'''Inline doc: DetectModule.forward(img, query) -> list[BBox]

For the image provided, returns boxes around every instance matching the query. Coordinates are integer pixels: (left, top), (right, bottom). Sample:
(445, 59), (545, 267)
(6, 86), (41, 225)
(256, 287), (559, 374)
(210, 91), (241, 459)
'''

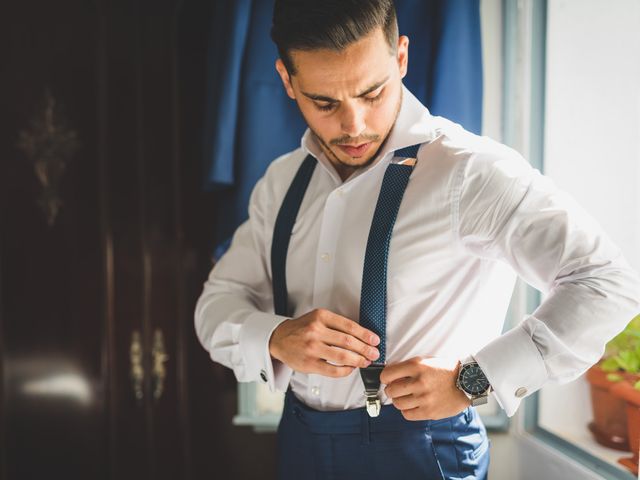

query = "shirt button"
(320, 252), (331, 262)
(311, 386), (321, 396)
(260, 369), (268, 383)
(337, 189), (345, 197)
(515, 387), (527, 398)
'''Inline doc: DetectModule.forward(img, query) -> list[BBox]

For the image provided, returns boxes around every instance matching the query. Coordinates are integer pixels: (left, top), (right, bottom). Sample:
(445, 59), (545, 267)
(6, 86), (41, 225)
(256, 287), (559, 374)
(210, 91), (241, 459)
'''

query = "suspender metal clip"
(365, 394), (381, 417)
(360, 363), (385, 418)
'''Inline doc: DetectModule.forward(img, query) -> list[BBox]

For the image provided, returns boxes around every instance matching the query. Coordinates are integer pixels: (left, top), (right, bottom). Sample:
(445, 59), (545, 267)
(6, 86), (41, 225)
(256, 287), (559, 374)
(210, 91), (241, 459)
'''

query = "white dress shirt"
(194, 84), (640, 417)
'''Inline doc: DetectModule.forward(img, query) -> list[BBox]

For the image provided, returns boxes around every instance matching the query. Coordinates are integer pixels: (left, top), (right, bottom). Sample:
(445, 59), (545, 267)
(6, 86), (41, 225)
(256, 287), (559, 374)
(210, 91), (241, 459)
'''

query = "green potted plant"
(586, 313), (640, 451)
(606, 323), (640, 476)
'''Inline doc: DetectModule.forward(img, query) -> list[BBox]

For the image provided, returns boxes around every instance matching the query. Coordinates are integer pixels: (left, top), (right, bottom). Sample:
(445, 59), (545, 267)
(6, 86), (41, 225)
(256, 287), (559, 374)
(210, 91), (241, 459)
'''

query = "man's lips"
(336, 142), (371, 157)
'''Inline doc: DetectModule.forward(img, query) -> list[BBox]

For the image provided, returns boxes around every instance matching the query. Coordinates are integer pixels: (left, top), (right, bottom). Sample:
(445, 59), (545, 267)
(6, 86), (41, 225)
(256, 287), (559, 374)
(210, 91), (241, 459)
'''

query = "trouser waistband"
(283, 386), (471, 436)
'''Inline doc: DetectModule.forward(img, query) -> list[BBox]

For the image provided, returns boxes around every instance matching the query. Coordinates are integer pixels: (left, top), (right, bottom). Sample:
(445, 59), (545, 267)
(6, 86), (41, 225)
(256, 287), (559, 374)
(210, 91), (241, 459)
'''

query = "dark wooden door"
(105, 1), (187, 478)
(0, 1), (112, 478)
(0, 1), (280, 479)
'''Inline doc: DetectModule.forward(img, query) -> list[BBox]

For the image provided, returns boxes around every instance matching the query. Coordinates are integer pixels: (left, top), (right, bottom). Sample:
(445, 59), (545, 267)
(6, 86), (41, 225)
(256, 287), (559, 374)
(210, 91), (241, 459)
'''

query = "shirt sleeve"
(194, 167), (294, 393)
(453, 149), (640, 417)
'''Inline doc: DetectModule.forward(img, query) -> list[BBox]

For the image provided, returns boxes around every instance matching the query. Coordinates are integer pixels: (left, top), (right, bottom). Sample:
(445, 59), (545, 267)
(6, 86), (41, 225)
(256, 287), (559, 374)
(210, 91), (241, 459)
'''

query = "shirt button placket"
(312, 188), (345, 306)
(309, 186), (345, 405)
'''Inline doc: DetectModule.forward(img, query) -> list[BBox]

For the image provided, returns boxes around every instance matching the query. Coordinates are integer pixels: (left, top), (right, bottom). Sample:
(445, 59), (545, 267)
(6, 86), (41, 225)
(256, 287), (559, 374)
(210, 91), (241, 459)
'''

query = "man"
(194, 1), (640, 479)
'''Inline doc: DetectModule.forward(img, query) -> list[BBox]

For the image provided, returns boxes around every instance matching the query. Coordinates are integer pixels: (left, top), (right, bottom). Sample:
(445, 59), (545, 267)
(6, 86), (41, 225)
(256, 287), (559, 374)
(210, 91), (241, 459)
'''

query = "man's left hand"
(380, 356), (471, 421)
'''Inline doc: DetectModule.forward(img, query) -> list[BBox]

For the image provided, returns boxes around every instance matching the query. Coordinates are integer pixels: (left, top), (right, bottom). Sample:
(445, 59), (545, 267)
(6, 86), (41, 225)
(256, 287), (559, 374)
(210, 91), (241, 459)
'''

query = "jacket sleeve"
(194, 167), (294, 393)
(454, 149), (640, 417)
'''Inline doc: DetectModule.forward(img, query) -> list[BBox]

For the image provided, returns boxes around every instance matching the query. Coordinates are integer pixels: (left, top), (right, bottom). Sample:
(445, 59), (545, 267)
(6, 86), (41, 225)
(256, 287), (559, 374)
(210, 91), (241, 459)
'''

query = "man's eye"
(364, 92), (383, 103)
(316, 102), (336, 112)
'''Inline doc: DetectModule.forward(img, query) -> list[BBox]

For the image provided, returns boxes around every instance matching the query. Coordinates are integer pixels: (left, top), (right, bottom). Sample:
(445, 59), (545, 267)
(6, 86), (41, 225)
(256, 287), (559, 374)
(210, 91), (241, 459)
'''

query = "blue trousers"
(276, 388), (490, 480)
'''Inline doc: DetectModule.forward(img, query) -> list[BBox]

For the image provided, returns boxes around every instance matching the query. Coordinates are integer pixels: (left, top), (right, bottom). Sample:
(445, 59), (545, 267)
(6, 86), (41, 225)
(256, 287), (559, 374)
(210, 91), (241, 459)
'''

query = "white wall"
(543, 0), (640, 272)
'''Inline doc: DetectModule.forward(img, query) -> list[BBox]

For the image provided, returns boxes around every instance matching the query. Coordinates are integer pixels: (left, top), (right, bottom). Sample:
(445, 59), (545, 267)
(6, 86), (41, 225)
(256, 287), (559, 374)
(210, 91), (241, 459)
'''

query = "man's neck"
(334, 163), (357, 182)
(315, 141), (356, 182)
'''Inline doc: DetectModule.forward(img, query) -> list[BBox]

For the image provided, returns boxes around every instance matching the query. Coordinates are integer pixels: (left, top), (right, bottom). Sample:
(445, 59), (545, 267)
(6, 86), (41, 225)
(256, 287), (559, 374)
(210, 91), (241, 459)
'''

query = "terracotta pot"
(622, 371), (640, 385)
(585, 364), (630, 451)
(610, 381), (640, 476)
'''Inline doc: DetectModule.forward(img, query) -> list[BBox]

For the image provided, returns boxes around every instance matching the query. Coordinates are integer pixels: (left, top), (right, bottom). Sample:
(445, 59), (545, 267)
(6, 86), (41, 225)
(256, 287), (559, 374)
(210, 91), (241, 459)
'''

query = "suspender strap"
(271, 154), (316, 316)
(359, 144), (422, 416)
(358, 163), (414, 364)
(393, 144), (421, 160)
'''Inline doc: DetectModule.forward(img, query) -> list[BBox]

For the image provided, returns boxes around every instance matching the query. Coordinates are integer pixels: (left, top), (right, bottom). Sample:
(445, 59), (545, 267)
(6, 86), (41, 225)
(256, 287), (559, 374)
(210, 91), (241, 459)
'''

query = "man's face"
(275, 27), (409, 178)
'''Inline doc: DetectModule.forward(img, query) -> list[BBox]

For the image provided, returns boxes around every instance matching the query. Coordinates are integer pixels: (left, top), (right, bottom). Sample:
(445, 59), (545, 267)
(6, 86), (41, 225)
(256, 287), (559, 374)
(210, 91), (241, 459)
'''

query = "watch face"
(460, 363), (490, 395)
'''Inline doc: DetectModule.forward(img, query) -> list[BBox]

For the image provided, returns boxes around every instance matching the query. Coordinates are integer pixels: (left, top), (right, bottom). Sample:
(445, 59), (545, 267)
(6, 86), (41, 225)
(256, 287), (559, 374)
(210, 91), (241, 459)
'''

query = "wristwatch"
(455, 355), (492, 406)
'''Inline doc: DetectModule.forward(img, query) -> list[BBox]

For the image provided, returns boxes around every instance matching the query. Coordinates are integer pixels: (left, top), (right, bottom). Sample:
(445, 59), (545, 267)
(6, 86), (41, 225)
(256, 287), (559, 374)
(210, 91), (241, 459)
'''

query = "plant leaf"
(607, 373), (623, 382)
(601, 357), (620, 372)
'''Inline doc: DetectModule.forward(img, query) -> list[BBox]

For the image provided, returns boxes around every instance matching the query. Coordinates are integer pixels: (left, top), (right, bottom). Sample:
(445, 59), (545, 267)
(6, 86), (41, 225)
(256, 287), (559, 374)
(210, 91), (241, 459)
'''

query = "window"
(510, 0), (640, 478)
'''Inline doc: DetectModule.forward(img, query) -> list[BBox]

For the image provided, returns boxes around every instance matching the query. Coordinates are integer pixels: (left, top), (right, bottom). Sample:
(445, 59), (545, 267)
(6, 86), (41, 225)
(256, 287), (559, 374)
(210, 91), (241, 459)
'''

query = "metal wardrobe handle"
(130, 330), (144, 401)
(152, 328), (169, 400)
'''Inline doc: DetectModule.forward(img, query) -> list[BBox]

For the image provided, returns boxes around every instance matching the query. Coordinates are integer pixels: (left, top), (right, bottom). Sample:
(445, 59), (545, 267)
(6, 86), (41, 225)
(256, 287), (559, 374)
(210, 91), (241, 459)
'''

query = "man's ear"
(275, 58), (296, 99)
(396, 35), (409, 79)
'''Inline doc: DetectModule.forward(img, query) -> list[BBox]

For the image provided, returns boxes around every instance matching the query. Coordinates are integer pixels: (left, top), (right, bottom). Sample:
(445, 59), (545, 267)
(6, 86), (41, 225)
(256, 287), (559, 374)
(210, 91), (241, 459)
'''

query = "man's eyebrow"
(301, 76), (390, 103)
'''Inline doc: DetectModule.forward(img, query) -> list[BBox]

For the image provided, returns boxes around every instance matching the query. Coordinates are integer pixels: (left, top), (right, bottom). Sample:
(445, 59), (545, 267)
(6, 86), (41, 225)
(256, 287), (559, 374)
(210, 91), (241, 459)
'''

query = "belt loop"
(361, 408), (371, 445)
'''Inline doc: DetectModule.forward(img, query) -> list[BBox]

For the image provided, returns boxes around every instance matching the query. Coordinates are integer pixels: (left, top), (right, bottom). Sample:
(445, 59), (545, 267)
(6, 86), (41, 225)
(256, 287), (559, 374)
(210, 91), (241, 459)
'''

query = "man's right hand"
(268, 308), (381, 378)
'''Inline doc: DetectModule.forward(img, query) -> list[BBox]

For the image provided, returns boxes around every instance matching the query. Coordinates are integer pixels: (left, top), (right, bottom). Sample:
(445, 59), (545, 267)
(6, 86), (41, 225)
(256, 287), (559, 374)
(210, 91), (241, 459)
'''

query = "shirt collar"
(300, 84), (439, 183)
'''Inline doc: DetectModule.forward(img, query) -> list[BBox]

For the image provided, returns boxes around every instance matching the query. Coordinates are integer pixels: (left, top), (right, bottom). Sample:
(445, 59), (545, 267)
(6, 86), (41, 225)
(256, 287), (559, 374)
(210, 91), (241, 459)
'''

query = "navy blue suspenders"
(271, 144), (422, 416)
(271, 155), (317, 318)
(357, 143), (420, 415)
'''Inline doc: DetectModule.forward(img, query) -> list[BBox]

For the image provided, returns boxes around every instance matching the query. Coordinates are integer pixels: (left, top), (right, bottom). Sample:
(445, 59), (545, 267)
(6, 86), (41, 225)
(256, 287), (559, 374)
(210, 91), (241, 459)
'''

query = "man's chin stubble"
(303, 88), (403, 172)
(311, 121), (393, 171)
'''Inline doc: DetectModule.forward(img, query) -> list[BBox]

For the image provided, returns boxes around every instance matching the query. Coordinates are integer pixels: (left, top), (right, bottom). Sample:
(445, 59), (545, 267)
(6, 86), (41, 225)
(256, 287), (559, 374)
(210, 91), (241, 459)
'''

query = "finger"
(380, 360), (418, 385)
(323, 312), (380, 346)
(313, 359), (356, 378)
(323, 328), (380, 361)
(317, 344), (371, 368)
(392, 393), (421, 411)
(384, 376), (416, 399)
(401, 407), (423, 421)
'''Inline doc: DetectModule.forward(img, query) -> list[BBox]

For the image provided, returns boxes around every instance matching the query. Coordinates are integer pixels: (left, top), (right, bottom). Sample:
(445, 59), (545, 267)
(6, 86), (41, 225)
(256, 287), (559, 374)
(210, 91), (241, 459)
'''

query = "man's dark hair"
(271, 0), (399, 75)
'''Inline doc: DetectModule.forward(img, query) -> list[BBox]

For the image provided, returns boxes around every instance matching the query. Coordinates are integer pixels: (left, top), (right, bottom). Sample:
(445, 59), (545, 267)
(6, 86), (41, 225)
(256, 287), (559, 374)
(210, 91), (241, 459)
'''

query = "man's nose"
(340, 103), (366, 138)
